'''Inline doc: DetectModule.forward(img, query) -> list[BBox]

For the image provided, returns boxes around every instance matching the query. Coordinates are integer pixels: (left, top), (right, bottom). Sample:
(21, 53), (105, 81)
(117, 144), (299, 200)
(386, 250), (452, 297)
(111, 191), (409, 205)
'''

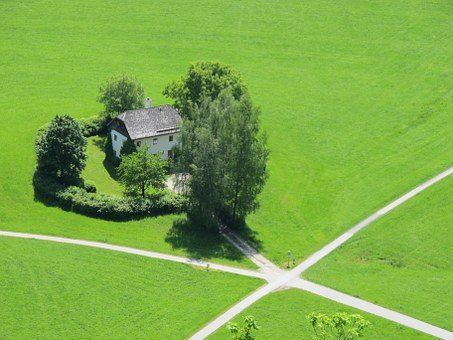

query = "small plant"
(307, 312), (371, 339)
(227, 315), (259, 340)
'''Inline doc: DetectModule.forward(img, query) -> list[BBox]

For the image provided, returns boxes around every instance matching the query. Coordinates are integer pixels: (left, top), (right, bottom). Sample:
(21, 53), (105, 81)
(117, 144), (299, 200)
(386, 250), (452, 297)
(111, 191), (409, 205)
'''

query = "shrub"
(78, 115), (106, 137)
(84, 180), (97, 193)
(33, 172), (187, 221)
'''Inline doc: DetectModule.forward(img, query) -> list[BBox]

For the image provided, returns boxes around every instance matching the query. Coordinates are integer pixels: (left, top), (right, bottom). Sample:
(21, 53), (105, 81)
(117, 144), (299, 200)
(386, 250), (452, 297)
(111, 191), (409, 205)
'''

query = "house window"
(169, 135), (174, 142)
(136, 141), (141, 147)
(113, 134), (117, 141)
(167, 150), (174, 159)
(153, 138), (158, 145)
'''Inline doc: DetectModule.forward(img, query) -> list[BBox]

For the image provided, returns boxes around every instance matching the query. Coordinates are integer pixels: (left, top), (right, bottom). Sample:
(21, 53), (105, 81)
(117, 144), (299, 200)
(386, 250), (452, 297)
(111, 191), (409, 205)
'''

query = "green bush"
(84, 180), (97, 193)
(78, 115), (106, 137)
(33, 172), (187, 220)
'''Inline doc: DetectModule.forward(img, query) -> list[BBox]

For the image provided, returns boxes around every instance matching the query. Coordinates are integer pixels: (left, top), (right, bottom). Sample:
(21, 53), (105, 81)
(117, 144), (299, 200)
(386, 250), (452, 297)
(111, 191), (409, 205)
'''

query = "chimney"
(144, 97), (152, 108)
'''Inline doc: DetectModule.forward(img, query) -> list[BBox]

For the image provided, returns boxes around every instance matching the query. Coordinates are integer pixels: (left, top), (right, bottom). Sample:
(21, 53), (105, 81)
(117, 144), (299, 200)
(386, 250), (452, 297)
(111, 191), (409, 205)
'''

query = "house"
(108, 98), (181, 160)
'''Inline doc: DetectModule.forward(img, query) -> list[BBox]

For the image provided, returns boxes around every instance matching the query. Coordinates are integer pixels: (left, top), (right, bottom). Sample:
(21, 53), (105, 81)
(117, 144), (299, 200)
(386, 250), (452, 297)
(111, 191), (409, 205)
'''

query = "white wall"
(135, 132), (179, 160)
(111, 129), (129, 158)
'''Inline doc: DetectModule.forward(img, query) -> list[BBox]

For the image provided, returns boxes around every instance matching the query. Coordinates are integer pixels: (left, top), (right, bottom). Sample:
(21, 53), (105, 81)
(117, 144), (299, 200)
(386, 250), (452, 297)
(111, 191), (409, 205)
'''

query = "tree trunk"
(141, 183), (145, 197)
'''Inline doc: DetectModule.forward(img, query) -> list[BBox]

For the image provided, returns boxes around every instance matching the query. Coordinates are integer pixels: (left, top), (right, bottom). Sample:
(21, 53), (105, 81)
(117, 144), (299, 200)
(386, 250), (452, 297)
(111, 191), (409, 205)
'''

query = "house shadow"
(92, 136), (119, 181)
(165, 217), (246, 262)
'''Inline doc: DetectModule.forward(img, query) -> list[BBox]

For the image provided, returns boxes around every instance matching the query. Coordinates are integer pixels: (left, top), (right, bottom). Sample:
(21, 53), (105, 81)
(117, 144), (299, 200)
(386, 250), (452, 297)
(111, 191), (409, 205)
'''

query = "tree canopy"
(98, 74), (145, 119)
(163, 61), (248, 118)
(35, 115), (87, 185)
(175, 90), (268, 228)
(307, 312), (371, 339)
(117, 148), (167, 197)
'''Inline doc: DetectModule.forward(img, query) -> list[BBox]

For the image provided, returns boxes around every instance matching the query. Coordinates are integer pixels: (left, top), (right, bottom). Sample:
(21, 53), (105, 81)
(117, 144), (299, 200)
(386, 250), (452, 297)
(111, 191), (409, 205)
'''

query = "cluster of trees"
(166, 61), (269, 228)
(35, 61), (268, 226)
(226, 313), (371, 340)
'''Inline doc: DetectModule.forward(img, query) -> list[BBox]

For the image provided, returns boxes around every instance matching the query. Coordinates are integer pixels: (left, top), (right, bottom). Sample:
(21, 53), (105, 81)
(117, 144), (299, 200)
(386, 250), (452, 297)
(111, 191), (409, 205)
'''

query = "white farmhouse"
(108, 98), (181, 159)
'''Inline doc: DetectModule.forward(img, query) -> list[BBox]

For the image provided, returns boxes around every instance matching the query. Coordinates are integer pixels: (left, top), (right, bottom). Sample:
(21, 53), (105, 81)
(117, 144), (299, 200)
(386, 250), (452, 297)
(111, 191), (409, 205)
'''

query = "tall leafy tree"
(163, 61), (248, 118)
(117, 148), (167, 197)
(307, 312), (371, 339)
(175, 90), (268, 227)
(35, 115), (87, 185)
(98, 74), (145, 120)
(120, 139), (137, 158)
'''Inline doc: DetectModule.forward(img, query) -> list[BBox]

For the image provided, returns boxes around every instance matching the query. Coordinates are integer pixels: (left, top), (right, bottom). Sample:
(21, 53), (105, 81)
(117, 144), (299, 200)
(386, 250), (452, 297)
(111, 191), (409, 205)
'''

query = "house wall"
(134, 132), (179, 160)
(111, 129), (129, 158)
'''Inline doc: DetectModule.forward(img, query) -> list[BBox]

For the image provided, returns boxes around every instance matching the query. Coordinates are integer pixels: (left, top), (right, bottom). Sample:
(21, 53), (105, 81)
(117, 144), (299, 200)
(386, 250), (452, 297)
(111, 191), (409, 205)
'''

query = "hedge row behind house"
(33, 172), (187, 221)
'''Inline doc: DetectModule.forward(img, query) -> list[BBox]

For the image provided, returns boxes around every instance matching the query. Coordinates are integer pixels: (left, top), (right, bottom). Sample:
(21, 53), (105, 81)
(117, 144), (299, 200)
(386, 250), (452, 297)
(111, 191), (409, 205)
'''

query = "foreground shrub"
(33, 172), (187, 221)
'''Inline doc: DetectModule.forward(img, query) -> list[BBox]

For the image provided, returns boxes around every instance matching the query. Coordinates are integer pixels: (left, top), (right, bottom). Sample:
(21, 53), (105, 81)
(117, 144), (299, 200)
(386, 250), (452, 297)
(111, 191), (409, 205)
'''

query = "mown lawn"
(83, 136), (123, 196)
(304, 177), (453, 331)
(210, 289), (429, 339)
(0, 0), (451, 267)
(0, 237), (261, 338)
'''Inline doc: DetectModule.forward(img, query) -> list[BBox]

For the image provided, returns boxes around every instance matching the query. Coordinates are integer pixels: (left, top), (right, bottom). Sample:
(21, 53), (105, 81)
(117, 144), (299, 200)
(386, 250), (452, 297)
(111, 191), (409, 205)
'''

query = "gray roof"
(117, 105), (181, 140)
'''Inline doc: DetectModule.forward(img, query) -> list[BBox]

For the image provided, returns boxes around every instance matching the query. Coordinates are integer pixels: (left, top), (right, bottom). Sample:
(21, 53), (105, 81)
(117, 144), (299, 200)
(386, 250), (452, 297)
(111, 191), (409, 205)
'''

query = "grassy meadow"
(0, 0), (451, 268)
(210, 289), (429, 339)
(305, 176), (453, 330)
(0, 237), (261, 338)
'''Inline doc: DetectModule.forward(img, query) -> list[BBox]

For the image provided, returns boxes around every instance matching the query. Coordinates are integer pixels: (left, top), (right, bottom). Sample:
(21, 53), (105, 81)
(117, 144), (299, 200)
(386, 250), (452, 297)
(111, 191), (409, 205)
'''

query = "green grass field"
(304, 177), (453, 331)
(0, 1), (451, 267)
(210, 289), (429, 339)
(0, 237), (261, 338)
(83, 136), (123, 196)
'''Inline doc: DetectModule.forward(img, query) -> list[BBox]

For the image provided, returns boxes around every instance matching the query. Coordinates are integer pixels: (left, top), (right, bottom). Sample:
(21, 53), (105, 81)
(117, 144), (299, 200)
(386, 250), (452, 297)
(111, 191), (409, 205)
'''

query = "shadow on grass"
(92, 136), (119, 181)
(165, 217), (246, 262)
(230, 220), (264, 253)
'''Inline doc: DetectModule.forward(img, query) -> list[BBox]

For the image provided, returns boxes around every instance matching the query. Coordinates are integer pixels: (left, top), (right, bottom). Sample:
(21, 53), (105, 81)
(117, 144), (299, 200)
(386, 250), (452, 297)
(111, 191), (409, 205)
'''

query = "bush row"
(33, 172), (187, 221)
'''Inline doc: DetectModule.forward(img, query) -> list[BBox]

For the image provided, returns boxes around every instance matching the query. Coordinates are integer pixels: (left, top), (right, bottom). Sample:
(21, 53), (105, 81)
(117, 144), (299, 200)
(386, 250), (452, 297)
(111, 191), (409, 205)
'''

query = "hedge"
(33, 172), (187, 221)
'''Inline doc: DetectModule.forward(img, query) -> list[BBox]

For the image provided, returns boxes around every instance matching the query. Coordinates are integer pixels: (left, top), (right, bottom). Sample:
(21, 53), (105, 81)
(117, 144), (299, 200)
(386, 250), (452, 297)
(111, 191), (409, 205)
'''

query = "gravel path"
(191, 167), (453, 339)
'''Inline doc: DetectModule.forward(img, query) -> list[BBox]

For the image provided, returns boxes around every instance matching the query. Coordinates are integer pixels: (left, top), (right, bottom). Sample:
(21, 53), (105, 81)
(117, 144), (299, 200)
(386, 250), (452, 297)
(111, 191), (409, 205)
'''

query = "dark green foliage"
(117, 148), (167, 197)
(35, 115), (87, 185)
(98, 74), (145, 120)
(84, 180), (97, 193)
(163, 61), (248, 118)
(308, 312), (371, 339)
(104, 133), (119, 166)
(33, 172), (186, 221)
(78, 115), (106, 137)
(176, 90), (268, 227)
(120, 139), (137, 158)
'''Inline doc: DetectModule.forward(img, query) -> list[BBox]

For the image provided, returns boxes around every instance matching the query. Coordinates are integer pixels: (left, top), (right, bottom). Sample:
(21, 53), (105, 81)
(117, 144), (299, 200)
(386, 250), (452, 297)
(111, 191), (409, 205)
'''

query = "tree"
(227, 316), (259, 340)
(163, 61), (248, 118)
(120, 139), (137, 158)
(117, 148), (167, 197)
(35, 115), (87, 185)
(98, 74), (145, 120)
(307, 312), (371, 340)
(175, 90), (268, 227)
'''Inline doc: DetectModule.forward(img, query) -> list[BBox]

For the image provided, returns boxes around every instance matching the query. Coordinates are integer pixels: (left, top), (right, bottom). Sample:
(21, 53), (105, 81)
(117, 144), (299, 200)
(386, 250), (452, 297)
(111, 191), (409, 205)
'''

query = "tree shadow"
(228, 219), (264, 252)
(165, 217), (246, 262)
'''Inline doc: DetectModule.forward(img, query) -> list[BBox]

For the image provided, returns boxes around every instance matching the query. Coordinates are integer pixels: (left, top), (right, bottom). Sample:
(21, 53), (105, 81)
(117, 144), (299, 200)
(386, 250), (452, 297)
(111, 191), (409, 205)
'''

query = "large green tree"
(176, 90), (268, 227)
(98, 74), (145, 119)
(163, 61), (248, 118)
(117, 148), (167, 197)
(35, 115), (87, 185)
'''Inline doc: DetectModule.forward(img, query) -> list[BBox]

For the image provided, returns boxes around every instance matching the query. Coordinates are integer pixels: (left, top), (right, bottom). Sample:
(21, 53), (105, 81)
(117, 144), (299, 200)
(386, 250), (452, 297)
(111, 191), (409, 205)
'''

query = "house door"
(167, 150), (174, 159)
